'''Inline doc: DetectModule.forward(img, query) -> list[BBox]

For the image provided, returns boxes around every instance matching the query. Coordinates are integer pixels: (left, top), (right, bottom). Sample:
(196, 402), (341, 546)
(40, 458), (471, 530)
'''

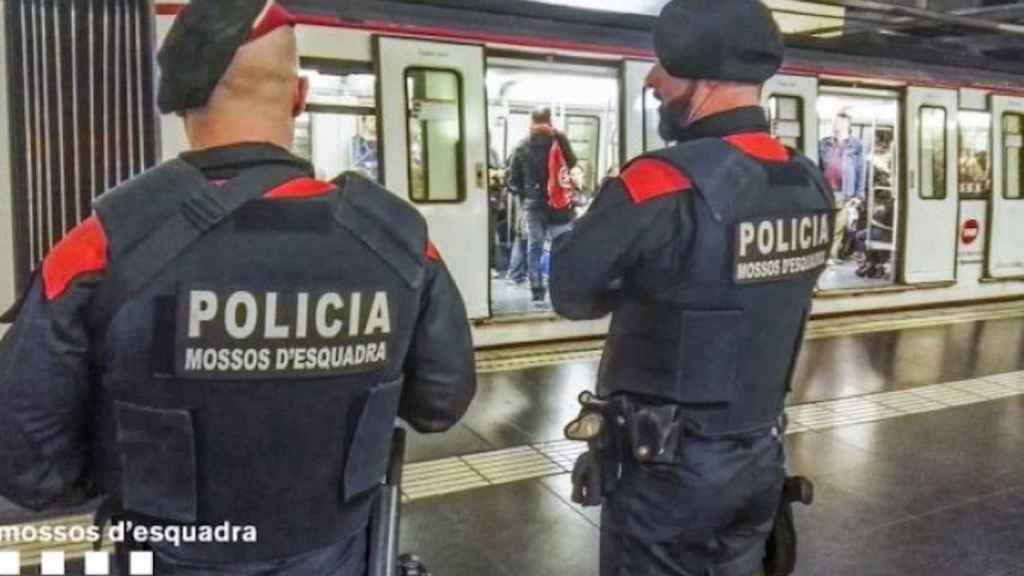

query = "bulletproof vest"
(86, 160), (429, 563)
(599, 138), (834, 435)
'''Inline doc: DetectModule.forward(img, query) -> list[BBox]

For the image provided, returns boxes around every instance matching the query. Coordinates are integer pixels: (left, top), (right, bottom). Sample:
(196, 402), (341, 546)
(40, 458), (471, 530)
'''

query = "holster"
(565, 392), (687, 507)
(609, 395), (686, 465)
(764, 476), (814, 576)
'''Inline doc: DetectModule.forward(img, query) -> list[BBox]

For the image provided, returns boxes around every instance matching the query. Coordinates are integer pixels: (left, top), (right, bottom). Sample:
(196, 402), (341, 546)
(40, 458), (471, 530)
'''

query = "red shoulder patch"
(425, 241), (442, 262)
(723, 132), (790, 163)
(42, 216), (108, 301)
(620, 159), (693, 204)
(263, 177), (336, 200)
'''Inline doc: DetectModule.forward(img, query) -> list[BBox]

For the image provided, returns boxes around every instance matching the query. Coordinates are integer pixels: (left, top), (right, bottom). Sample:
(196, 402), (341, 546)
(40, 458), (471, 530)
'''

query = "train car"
(2, 0), (1023, 348)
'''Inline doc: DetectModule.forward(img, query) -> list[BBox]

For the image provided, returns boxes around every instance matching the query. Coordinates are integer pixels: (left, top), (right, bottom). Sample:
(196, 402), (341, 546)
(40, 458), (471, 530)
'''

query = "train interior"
(294, 63), (381, 183)
(814, 91), (901, 291)
(486, 62), (620, 317)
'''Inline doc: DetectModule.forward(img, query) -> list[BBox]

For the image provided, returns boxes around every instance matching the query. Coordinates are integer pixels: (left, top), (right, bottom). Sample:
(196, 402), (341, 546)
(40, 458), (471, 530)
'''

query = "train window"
(565, 114), (601, 194)
(296, 66), (379, 182)
(919, 107), (948, 200)
(958, 111), (992, 198)
(768, 95), (804, 150)
(1005, 113), (1023, 200)
(405, 68), (465, 203)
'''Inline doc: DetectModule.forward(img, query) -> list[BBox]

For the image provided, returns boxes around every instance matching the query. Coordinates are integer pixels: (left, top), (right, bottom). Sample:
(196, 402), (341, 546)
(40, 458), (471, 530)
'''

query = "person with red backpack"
(507, 107), (579, 303)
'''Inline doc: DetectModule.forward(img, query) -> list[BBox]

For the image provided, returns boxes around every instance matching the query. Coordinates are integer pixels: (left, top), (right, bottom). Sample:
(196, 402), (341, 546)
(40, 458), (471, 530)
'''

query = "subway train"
(1, 0), (1023, 348)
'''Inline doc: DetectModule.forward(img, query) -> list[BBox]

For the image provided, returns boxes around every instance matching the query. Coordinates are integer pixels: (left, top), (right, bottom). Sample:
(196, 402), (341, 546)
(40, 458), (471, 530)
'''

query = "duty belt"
(564, 391), (688, 506)
(564, 391), (816, 575)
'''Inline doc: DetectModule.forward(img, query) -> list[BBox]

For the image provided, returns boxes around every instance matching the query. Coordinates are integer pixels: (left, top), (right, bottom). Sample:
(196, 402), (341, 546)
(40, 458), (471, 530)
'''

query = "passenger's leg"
(507, 234), (527, 282)
(525, 210), (547, 299)
(830, 204), (848, 261)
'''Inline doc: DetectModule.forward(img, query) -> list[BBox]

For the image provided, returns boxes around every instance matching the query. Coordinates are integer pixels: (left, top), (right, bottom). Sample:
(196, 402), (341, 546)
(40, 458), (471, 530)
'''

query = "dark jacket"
(550, 108), (833, 435)
(507, 124), (578, 210)
(0, 143), (476, 572)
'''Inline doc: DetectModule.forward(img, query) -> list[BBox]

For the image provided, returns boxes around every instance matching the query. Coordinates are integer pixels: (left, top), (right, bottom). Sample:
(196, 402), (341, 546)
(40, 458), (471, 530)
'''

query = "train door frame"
(762, 74), (820, 164)
(0, 0), (16, 315)
(902, 87), (959, 285)
(987, 94), (1024, 280)
(954, 90), (991, 279)
(375, 36), (490, 320)
(621, 59), (667, 162)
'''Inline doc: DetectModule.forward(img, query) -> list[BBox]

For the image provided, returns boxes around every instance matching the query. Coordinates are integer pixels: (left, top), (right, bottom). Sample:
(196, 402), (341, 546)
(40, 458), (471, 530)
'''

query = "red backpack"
(547, 137), (574, 211)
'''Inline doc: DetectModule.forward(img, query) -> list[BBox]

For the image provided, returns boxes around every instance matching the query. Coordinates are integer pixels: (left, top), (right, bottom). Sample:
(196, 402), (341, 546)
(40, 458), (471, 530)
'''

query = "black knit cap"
(653, 0), (784, 84)
(157, 0), (294, 114)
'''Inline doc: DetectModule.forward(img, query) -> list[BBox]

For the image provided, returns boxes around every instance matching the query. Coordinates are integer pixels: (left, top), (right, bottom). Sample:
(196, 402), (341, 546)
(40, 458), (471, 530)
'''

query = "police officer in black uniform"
(552, 2), (833, 575)
(0, 1), (476, 574)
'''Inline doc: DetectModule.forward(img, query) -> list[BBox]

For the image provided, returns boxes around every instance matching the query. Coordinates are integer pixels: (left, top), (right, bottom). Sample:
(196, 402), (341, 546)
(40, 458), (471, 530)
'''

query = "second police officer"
(552, 1), (833, 575)
(0, 1), (476, 574)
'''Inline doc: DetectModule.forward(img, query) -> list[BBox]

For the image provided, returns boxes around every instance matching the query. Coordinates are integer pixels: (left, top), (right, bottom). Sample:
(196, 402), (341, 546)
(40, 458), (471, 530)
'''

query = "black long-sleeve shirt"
(551, 107), (770, 319)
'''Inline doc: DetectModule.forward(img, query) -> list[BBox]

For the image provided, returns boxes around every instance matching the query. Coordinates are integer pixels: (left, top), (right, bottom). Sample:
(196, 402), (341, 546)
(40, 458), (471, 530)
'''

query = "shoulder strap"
(92, 161), (309, 333)
(646, 138), (765, 223)
(332, 173), (427, 289)
(789, 149), (836, 209)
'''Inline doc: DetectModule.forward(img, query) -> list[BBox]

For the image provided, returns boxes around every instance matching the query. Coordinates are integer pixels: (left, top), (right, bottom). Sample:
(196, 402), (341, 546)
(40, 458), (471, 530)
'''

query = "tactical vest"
(598, 138), (834, 435)
(86, 160), (430, 563)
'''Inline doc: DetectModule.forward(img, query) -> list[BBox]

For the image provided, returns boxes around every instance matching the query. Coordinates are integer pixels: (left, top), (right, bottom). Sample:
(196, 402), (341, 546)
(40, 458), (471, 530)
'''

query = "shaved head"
(184, 27), (308, 151)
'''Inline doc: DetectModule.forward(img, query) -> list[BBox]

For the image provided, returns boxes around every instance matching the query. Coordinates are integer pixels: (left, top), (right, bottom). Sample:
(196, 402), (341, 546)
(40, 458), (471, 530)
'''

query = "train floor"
(490, 256), (898, 317)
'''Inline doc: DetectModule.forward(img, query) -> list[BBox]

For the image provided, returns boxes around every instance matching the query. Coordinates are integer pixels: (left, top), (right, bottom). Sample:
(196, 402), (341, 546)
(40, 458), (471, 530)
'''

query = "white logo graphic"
(0, 551), (153, 575)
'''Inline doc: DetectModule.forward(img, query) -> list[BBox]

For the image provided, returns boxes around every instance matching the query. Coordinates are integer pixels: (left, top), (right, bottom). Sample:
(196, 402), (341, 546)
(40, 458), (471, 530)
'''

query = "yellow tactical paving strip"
(6, 371), (1024, 561)
(475, 340), (608, 374)
(475, 300), (1024, 374)
(400, 369), (1024, 502)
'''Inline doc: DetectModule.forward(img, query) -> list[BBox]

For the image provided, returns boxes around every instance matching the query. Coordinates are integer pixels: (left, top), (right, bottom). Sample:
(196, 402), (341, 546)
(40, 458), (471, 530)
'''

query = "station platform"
(1, 307), (1023, 575)
(397, 311), (1024, 576)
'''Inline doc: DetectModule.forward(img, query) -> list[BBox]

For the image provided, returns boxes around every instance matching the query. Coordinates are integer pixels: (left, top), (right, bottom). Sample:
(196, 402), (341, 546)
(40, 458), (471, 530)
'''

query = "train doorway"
(487, 59), (620, 317)
(989, 95), (1024, 279)
(815, 90), (901, 291)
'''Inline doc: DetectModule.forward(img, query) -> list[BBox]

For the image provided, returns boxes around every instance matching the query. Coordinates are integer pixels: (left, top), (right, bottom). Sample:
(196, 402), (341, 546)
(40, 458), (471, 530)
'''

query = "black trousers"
(600, 429), (784, 576)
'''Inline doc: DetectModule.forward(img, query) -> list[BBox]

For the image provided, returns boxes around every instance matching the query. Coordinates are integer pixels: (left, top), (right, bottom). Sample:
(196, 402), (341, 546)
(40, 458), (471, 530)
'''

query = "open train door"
(622, 60), (665, 161)
(903, 87), (958, 284)
(376, 37), (489, 319)
(761, 75), (819, 163)
(988, 95), (1024, 279)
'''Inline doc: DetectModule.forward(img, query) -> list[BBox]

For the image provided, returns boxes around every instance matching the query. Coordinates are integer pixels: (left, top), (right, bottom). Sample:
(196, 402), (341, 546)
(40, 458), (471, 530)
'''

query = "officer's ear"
(293, 76), (310, 118)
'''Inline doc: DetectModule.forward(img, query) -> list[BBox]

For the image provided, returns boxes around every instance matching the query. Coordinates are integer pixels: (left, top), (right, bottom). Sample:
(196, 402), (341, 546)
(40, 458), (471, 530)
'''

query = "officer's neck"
(675, 106), (770, 142)
(185, 113), (295, 153)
